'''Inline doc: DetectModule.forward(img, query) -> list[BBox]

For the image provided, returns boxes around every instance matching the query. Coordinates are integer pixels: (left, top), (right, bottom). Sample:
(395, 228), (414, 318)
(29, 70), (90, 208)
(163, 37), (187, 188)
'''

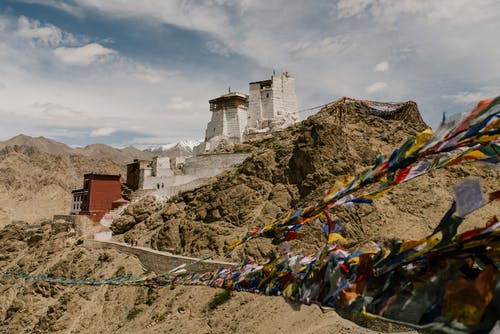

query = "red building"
(71, 173), (123, 222)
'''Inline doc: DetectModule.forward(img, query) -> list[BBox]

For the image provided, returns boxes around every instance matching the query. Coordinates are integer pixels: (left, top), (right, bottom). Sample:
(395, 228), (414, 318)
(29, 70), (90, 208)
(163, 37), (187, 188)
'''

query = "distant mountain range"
(143, 139), (202, 157)
(0, 135), (201, 165)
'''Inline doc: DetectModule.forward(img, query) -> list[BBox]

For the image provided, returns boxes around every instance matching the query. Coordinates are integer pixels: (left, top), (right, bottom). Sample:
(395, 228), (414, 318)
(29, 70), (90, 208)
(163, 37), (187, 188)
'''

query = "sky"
(0, 0), (499, 148)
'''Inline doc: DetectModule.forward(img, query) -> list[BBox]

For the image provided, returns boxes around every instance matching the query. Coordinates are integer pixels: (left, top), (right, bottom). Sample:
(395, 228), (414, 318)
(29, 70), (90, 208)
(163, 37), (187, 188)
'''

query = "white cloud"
(0, 12), (216, 145)
(366, 82), (388, 94)
(70, 0), (230, 38)
(374, 61), (389, 72)
(168, 97), (193, 110)
(288, 36), (352, 61)
(206, 40), (232, 57)
(16, 15), (74, 46)
(90, 127), (117, 137)
(32, 102), (83, 119)
(54, 43), (116, 65)
(441, 91), (497, 104)
(0, 16), (9, 31)
(128, 64), (164, 83)
(335, 0), (499, 24)
(336, 0), (374, 18)
(2, 1), (500, 145)
(18, 0), (85, 18)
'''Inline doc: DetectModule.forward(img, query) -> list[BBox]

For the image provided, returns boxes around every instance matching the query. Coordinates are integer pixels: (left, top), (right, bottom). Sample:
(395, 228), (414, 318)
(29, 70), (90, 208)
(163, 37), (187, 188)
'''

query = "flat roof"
(249, 79), (272, 85)
(83, 173), (121, 179)
(128, 159), (152, 165)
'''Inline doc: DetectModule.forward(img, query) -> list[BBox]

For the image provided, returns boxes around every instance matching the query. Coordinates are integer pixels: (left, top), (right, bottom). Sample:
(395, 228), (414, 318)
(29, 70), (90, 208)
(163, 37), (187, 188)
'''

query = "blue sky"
(0, 0), (499, 148)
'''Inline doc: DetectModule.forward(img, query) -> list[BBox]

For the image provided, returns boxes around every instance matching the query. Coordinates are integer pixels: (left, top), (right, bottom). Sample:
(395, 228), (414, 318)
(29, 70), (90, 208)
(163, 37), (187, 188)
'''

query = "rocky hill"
(0, 98), (497, 333)
(0, 145), (125, 226)
(74, 144), (153, 165)
(0, 135), (154, 225)
(112, 98), (499, 262)
(0, 221), (385, 334)
(0, 135), (205, 165)
(0, 134), (76, 156)
(109, 99), (480, 260)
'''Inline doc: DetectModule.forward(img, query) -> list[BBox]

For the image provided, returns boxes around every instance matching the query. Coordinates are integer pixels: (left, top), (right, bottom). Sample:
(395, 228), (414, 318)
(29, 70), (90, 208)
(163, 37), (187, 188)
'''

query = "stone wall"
(132, 177), (210, 199)
(248, 81), (264, 129)
(262, 85), (274, 120)
(140, 174), (197, 191)
(83, 239), (236, 273)
(138, 167), (152, 189)
(225, 108), (248, 141)
(129, 153), (248, 200)
(205, 106), (248, 143)
(53, 214), (103, 239)
(205, 109), (225, 140)
(182, 153), (250, 178)
(152, 156), (173, 177)
(275, 74), (299, 127)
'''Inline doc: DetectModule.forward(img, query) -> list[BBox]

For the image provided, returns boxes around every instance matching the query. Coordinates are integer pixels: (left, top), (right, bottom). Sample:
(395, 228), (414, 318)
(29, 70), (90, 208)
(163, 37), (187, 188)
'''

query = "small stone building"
(71, 173), (123, 222)
(126, 159), (151, 191)
(125, 153), (250, 198)
(126, 156), (174, 191)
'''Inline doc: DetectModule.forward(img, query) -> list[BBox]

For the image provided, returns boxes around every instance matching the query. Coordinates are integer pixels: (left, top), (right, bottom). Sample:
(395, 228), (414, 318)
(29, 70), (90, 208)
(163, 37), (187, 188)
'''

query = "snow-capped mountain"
(154, 140), (202, 152)
(143, 139), (202, 157)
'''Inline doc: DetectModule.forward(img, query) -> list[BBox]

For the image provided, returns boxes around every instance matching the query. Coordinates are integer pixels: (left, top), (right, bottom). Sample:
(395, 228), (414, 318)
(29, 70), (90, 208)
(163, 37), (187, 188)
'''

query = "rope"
(0, 271), (145, 286)
(298, 102), (334, 114)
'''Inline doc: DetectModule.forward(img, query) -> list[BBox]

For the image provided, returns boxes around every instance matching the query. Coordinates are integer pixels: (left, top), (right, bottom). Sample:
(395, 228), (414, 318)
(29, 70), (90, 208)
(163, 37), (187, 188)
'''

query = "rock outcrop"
(109, 98), (496, 262)
(112, 98), (498, 264)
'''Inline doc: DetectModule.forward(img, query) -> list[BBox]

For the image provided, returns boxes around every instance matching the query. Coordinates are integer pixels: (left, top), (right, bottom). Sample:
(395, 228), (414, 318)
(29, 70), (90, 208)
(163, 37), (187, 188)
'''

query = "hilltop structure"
(125, 153), (249, 198)
(195, 72), (299, 153)
(126, 157), (174, 191)
(123, 72), (298, 198)
(70, 173), (127, 222)
(247, 71), (299, 132)
(203, 91), (249, 146)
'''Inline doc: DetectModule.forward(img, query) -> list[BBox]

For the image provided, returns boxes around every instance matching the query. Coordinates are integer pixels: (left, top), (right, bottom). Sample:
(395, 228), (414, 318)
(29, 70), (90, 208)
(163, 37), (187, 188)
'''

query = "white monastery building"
(196, 72), (299, 153)
(204, 91), (249, 145)
(126, 71), (299, 199)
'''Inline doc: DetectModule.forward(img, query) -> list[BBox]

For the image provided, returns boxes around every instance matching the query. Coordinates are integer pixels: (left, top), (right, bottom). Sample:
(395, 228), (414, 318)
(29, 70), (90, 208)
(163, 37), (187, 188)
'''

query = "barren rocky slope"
(112, 99), (499, 262)
(0, 145), (125, 226)
(0, 98), (498, 333)
(1, 220), (413, 334)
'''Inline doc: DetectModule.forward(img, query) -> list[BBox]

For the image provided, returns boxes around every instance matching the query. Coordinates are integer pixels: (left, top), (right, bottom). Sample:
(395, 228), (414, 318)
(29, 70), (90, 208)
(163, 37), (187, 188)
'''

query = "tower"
(194, 91), (249, 154)
(247, 72), (299, 132)
(205, 91), (249, 142)
(193, 72), (299, 155)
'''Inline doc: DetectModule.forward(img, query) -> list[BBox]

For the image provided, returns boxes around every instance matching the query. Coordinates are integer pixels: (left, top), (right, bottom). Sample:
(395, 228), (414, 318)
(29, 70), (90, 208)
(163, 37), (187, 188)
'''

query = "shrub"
(208, 290), (232, 310)
(126, 307), (143, 320)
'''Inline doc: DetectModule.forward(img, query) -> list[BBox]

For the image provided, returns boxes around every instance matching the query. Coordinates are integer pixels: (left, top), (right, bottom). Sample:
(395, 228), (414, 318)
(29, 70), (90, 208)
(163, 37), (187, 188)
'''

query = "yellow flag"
(328, 233), (347, 244)
(405, 128), (432, 157)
